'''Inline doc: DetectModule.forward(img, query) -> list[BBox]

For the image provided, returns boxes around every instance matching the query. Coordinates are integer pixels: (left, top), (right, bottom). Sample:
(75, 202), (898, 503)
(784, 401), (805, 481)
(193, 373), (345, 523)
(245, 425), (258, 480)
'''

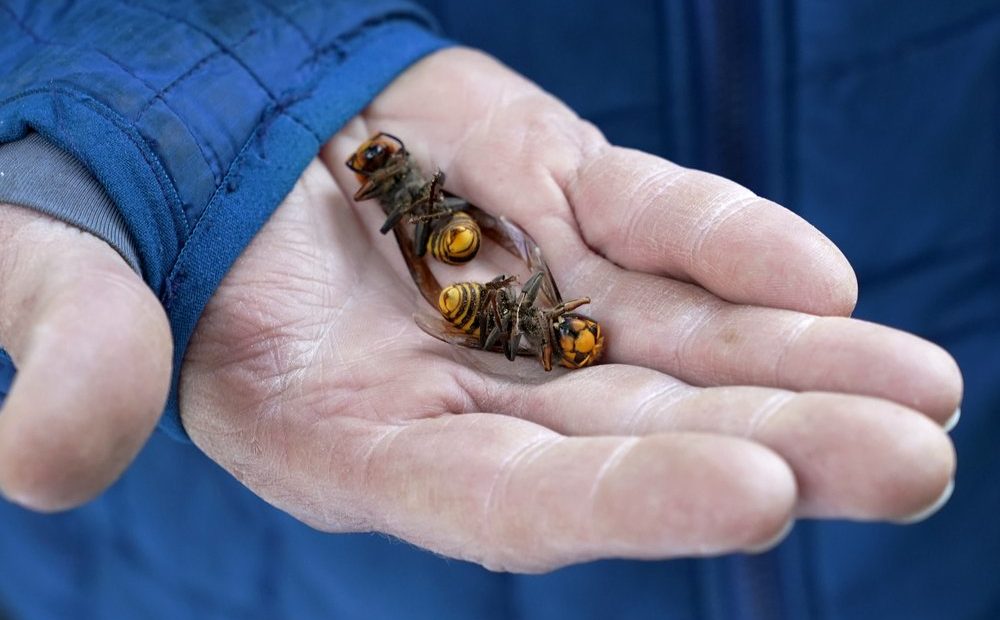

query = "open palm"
(0, 49), (960, 573)
(179, 49), (960, 571)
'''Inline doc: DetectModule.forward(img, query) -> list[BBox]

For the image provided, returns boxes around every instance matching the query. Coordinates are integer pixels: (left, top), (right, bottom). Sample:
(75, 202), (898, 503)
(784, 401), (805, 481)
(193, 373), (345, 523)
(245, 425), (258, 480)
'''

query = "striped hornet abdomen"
(427, 211), (481, 265)
(438, 281), (485, 334)
(437, 275), (515, 336)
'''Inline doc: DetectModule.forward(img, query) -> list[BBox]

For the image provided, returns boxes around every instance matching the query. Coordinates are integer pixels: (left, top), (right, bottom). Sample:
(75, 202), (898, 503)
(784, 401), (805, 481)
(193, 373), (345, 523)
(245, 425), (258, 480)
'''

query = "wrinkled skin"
(0, 49), (960, 572)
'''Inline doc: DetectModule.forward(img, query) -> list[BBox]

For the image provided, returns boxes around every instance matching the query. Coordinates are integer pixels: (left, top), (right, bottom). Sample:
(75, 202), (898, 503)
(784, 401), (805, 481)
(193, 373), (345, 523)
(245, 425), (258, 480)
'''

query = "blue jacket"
(1, 1), (998, 618)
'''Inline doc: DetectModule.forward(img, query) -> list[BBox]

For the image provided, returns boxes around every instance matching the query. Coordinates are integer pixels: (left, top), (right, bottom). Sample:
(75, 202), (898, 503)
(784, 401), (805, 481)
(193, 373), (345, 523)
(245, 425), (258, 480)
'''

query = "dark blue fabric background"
(1, 0), (998, 618)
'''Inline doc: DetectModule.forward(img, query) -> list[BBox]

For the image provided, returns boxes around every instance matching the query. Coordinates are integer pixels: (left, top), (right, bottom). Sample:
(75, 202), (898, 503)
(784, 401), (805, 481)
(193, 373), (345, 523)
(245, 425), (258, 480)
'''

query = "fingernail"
(746, 519), (794, 554)
(943, 407), (961, 433)
(895, 479), (955, 524)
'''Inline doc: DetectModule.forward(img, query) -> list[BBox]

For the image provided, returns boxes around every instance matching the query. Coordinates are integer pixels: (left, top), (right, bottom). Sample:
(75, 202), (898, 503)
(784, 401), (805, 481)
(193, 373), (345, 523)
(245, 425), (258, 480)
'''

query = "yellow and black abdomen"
(428, 211), (481, 265)
(438, 282), (484, 334)
(554, 313), (604, 369)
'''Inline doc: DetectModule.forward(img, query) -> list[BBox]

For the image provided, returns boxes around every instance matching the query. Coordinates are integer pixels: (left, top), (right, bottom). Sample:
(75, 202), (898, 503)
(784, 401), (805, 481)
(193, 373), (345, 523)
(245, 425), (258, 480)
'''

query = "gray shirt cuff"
(0, 132), (141, 273)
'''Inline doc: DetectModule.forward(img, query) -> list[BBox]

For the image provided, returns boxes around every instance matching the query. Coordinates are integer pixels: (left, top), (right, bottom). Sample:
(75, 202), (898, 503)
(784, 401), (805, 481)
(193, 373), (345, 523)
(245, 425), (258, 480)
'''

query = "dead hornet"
(345, 132), (481, 265)
(413, 211), (605, 370)
(418, 270), (604, 371)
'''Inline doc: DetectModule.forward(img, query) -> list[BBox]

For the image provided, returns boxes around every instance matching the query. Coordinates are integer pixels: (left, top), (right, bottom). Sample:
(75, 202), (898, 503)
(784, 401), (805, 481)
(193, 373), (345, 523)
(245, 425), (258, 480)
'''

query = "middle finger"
(547, 243), (961, 424)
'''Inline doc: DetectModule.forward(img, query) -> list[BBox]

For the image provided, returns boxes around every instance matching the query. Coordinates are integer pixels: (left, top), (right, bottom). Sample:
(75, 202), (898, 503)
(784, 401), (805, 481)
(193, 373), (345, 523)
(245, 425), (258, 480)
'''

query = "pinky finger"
(284, 414), (797, 572)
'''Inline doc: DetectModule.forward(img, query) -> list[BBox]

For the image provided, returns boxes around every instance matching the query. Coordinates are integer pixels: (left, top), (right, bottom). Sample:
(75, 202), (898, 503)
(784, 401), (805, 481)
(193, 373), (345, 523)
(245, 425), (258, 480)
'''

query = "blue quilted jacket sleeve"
(0, 1), (449, 440)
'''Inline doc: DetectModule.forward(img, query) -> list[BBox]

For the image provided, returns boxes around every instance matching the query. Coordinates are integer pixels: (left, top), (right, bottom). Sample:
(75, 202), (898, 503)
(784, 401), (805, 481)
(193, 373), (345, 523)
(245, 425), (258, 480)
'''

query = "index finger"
(565, 146), (858, 316)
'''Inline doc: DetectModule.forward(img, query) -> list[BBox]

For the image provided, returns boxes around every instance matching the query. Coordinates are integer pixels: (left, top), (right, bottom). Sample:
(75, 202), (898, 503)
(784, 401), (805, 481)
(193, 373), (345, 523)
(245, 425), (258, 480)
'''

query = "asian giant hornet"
(346, 132), (481, 265)
(417, 270), (604, 371)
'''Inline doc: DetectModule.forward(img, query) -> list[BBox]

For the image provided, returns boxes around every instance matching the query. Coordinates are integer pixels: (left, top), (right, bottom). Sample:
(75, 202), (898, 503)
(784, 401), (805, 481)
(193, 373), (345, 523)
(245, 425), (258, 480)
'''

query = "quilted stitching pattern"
(0, 1), (430, 228)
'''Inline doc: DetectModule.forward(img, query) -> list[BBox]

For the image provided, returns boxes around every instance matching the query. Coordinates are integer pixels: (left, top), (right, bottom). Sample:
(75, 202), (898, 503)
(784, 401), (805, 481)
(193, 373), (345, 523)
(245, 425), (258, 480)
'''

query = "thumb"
(0, 204), (171, 511)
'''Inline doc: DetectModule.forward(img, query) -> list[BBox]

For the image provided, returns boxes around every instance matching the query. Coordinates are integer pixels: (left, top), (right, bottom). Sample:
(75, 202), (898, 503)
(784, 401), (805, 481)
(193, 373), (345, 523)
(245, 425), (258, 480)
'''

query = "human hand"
(181, 49), (961, 571)
(0, 204), (171, 510)
(0, 48), (961, 572)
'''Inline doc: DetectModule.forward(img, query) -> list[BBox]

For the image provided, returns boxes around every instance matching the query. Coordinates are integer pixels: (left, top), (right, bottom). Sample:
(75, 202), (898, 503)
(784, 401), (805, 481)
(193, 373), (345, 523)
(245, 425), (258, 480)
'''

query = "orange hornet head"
(345, 132), (406, 183)
(554, 313), (604, 369)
